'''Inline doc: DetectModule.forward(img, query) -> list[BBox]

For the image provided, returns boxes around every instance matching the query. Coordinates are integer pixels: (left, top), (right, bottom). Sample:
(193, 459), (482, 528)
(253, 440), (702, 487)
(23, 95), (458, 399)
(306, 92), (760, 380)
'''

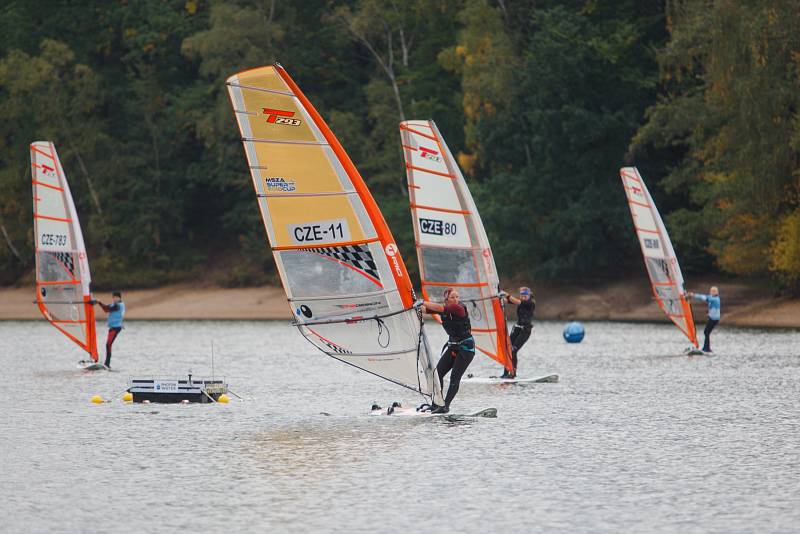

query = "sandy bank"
(0, 285), (292, 321)
(1, 281), (798, 328)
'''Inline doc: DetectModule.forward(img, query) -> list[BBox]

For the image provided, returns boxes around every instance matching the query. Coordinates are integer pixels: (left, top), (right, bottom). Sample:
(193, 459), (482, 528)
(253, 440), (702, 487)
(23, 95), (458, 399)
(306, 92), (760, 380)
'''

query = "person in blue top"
(688, 286), (720, 352)
(94, 291), (125, 368)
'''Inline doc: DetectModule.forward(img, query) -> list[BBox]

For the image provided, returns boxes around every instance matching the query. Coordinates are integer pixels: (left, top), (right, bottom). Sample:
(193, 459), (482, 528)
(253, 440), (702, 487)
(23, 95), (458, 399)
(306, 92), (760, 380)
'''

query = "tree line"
(1, 0), (798, 292)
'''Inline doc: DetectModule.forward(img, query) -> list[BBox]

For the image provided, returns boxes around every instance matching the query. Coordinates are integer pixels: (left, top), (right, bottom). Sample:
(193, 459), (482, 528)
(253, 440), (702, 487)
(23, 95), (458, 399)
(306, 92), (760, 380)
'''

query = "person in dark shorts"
(422, 288), (475, 414)
(500, 286), (535, 378)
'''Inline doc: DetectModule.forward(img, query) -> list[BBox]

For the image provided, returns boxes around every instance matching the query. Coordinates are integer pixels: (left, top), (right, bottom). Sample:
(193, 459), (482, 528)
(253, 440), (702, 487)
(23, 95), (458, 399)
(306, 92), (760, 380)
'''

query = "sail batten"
(401, 120), (513, 372)
(620, 167), (698, 347)
(227, 65), (443, 403)
(31, 141), (98, 361)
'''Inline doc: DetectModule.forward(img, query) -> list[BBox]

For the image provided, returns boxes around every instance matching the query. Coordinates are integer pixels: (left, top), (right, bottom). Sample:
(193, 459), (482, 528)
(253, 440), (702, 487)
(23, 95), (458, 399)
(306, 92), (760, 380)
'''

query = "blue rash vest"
(693, 294), (720, 321)
(107, 301), (125, 328)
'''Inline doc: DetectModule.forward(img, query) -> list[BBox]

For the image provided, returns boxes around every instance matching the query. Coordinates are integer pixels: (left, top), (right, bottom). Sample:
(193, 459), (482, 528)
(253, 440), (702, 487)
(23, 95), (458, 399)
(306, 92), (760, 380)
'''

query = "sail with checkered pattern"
(400, 120), (513, 372)
(31, 142), (99, 361)
(226, 64), (443, 403)
(620, 167), (698, 347)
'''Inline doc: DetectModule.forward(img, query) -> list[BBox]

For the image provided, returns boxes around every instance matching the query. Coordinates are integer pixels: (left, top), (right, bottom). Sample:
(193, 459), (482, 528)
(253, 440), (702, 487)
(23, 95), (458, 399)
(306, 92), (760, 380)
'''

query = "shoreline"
(2, 282), (799, 328)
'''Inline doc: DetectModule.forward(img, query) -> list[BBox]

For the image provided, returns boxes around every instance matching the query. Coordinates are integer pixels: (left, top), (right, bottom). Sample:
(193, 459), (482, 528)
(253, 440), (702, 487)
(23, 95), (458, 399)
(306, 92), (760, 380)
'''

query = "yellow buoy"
(122, 392), (133, 402)
(218, 394), (230, 404)
(91, 395), (104, 404)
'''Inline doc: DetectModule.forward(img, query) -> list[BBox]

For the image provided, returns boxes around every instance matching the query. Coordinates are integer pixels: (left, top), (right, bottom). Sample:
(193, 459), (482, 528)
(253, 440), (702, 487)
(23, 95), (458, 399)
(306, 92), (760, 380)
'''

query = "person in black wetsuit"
(500, 286), (535, 378)
(422, 288), (475, 414)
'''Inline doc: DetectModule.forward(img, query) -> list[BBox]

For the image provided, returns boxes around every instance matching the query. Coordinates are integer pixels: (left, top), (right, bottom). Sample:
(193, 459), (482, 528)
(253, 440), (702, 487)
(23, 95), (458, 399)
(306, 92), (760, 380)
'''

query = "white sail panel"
(620, 167), (698, 347)
(227, 65), (442, 402)
(401, 120), (513, 371)
(31, 142), (98, 360)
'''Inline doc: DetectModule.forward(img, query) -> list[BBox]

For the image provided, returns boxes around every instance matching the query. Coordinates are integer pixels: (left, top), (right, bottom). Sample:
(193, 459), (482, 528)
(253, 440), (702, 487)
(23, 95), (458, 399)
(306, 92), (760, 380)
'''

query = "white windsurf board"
(463, 374), (559, 384)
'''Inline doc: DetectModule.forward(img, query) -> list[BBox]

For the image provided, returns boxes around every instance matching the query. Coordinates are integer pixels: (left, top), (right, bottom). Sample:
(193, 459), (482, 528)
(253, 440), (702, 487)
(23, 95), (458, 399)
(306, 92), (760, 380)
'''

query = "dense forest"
(1, 0), (798, 292)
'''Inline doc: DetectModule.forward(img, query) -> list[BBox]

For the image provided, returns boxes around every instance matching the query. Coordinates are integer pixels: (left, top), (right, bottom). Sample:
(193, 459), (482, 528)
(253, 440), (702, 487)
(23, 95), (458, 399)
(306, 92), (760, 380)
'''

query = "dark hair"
(112, 291), (122, 298)
(442, 287), (455, 301)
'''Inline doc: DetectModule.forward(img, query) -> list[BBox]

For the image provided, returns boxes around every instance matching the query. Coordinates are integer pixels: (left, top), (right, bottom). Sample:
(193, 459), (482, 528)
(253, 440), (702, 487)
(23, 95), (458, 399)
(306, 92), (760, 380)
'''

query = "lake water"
(1, 319), (798, 533)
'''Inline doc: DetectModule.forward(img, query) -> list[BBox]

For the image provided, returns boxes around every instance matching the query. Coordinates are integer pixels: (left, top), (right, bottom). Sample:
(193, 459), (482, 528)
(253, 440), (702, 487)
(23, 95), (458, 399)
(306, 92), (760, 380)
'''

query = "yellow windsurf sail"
(227, 64), (443, 403)
(400, 120), (513, 372)
(31, 141), (98, 361)
(620, 167), (698, 347)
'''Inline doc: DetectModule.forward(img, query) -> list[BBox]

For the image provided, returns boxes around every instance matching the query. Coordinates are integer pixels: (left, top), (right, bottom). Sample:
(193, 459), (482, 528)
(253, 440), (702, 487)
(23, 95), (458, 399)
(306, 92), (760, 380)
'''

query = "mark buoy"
(122, 392), (133, 402)
(91, 395), (104, 404)
(563, 321), (585, 343)
(217, 394), (230, 404)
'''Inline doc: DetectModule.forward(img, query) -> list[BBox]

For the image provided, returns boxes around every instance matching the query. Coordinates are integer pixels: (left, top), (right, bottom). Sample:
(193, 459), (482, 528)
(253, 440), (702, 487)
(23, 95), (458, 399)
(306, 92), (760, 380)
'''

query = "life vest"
(441, 303), (471, 341)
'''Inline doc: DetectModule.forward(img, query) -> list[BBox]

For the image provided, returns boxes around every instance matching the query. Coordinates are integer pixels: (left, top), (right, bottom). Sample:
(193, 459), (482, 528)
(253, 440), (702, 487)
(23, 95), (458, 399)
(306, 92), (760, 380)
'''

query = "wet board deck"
(80, 362), (109, 371)
(370, 406), (497, 418)
(463, 374), (559, 384)
(683, 348), (709, 356)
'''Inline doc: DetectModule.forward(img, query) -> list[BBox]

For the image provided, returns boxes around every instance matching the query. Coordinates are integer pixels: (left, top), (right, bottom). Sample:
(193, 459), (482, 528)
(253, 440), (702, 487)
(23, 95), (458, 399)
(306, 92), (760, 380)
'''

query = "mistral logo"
(384, 243), (403, 278)
(262, 108), (301, 126)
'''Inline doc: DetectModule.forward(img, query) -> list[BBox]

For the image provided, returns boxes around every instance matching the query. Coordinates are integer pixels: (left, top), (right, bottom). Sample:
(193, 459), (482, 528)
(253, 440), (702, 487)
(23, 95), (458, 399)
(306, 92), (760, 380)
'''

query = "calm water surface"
(1, 320), (798, 533)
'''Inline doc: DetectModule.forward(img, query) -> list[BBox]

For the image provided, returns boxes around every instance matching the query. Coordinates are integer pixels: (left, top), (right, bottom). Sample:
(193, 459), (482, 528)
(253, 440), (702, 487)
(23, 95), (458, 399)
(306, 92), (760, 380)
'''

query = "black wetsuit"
(435, 303), (475, 408)
(507, 298), (535, 375)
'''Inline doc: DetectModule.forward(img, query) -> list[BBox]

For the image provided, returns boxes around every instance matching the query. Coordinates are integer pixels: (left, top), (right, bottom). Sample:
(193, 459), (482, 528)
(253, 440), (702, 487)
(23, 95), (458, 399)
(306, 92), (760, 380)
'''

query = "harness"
(445, 336), (476, 358)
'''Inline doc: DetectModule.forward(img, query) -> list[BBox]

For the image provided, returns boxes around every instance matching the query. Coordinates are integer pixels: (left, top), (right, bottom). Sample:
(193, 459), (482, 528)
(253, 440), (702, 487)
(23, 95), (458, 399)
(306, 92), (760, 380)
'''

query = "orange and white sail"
(226, 64), (443, 403)
(31, 142), (98, 361)
(620, 167), (698, 347)
(400, 120), (513, 371)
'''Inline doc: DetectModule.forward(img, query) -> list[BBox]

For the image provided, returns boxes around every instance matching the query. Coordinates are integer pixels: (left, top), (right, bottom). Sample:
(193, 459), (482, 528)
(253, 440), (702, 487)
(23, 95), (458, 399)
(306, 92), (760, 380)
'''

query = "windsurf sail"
(400, 120), (513, 372)
(226, 64), (443, 404)
(620, 167), (698, 347)
(31, 141), (99, 361)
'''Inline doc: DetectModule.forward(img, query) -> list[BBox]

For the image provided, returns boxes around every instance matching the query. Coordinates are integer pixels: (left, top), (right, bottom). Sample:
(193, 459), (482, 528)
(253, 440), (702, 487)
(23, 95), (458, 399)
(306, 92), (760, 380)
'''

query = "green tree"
(0, 39), (104, 283)
(633, 0), (800, 288)
(455, 2), (666, 279)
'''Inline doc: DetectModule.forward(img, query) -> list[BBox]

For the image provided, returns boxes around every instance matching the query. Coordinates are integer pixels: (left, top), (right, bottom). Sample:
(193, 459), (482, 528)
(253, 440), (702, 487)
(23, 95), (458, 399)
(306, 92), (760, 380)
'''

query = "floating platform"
(128, 375), (227, 403)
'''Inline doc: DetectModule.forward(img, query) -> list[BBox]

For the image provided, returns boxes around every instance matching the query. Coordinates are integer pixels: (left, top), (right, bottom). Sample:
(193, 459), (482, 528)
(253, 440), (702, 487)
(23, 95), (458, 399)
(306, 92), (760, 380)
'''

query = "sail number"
(289, 218), (351, 245)
(40, 233), (67, 247)
(420, 218), (456, 236)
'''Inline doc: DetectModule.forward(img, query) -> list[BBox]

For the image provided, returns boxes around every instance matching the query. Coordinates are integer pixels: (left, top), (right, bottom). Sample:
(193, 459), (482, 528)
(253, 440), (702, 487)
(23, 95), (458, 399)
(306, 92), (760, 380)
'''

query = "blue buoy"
(563, 322), (585, 343)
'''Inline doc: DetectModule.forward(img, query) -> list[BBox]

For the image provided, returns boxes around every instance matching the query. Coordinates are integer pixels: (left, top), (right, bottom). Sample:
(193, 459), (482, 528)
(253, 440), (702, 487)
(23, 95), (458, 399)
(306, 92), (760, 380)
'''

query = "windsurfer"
(93, 291), (125, 368)
(499, 286), (535, 378)
(688, 287), (720, 352)
(422, 288), (475, 414)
